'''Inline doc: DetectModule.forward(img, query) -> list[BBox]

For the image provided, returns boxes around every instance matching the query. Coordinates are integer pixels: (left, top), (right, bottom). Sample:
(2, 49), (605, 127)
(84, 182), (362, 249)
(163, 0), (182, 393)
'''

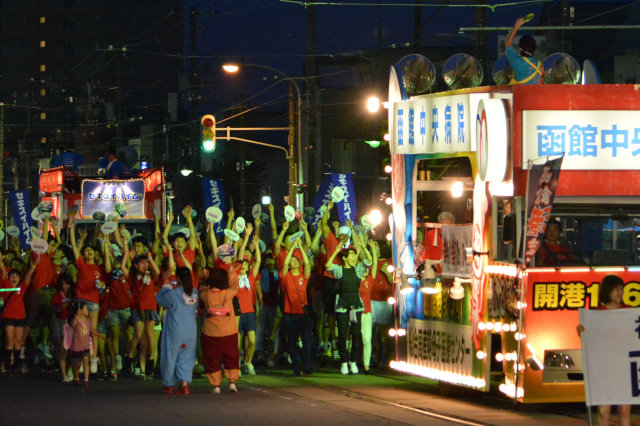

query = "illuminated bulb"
(504, 353), (512, 362)
(385, 197), (392, 205)
(502, 323), (511, 332)
(369, 209), (382, 227)
(383, 133), (391, 141)
(511, 352), (518, 361)
(485, 322), (494, 331)
(384, 165), (392, 174)
(366, 96), (381, 113)
(386, 232), (392, 241)
(477, 321), (486, 331)
(397, 328), (406, 337)
(516, 301), (527, 310)
(451, 181), (464, 198)
(386, 264), (395, 273)
(476, 350), (487, 360)
(493, 322), (503, 333)
(495, 352), (504, 362)
(514, 332), (525, 341)
(387, 296), (396, 305)
(388, 328), (397, 337)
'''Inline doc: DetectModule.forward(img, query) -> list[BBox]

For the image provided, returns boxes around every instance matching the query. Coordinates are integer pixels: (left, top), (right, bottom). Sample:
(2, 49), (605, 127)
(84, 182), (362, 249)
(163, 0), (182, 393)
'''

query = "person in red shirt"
(1, 252), (37, 373)
(69, 216), (107, 373)
(280, 238), (312, 376)
(51, 274), (74, 382)
(123, 251), (160, 379)
(104, 237), (131, 379)
(162, 207), (197, 269)
(235, 225), (262, 376)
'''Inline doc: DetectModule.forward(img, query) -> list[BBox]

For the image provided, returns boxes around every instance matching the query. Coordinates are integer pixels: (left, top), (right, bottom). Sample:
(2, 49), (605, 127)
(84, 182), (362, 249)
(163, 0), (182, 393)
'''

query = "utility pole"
(190, 6), (199, 175)
(0, 103), (4, 226)
(288, 82), (297, 206)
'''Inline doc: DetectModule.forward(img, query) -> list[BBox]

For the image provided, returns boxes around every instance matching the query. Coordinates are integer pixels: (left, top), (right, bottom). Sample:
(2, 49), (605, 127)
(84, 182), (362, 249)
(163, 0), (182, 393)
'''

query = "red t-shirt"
(237, 273), (258, 314)
(51, 291), (71, 320)
(1, 278), (28, 320)
(360, 275), (374, 314)
(31, 252), (54, 291)
(280, 271), (309, 315)
(131, 273), (158, 311)
(75, 257), (104, 304)
(107, 271), (131, 311)
(275, 247), (303, 277)
(369, 259), (393, 302)
(323, 233), (344, 278)
(163, 246), (196, 269)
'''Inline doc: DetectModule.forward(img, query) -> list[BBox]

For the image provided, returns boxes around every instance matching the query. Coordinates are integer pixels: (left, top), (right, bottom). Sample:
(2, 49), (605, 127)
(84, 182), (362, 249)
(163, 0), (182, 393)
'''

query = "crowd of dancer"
(0, 201), (396, 394)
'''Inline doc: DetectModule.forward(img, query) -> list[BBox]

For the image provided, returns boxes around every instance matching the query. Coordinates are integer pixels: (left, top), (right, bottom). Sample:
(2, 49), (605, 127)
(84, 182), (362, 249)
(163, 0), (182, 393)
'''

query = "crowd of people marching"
(0, 200), (396, 394)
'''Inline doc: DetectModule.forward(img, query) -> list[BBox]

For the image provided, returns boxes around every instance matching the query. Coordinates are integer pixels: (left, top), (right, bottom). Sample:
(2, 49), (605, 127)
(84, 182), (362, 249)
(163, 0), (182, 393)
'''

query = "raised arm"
(281, 239), (295, 277)
(162, 210), (174, 245)
(68, 216), (80, 260)
(325, 241), (342, 270)
(238, 223), (253, 261)
(369, 240), (378, 279)
(151, 211), (162, 256)
(104, 234), (113, 274)
(299, 219), (311, 251)
(147, 250), (161, 278)
(321, 201), (334, 239)
(252, 236), (263, 305)
(310, 225), (322, 257)
(207, 221), (218, 260)
(24, 256), (40, 285)
(226, 208), (235, 231)
(298, 239), (311, 279)
(274, 220), (289, 257)
(183, 205), (197, 251)
(268, 203), (277, 239)
(0, 251), (6, 280)
(505, 17), (525, 49)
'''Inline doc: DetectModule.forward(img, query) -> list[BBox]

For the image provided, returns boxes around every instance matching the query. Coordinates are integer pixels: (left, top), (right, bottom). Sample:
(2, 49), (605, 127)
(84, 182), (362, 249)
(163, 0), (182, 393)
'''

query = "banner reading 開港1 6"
(579, 307), (640, 406)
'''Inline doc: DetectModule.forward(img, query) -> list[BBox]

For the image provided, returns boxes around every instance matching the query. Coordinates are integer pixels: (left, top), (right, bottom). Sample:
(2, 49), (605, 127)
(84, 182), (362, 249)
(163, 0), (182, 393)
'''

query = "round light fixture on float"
(394, 54), (437, 97)
(491, 56), (511, 86)
(543, 53), (581, 85)
(442, 53), (484, 89)
(476, 99), (508, 182)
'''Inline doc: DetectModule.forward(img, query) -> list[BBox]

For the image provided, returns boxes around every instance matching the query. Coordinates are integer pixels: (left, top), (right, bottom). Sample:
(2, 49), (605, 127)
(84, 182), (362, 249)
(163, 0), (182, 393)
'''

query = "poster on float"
(81, 180), (145, 219)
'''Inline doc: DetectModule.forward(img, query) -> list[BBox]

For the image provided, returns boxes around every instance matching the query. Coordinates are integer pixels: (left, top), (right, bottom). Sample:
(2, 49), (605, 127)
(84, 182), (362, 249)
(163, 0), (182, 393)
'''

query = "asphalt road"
(0, 365), (616, 426)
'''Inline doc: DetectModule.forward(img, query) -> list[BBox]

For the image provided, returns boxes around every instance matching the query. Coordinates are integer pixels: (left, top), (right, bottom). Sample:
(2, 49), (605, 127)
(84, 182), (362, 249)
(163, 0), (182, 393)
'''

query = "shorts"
(238, 312), (257, 333)
(312, 292), (324, 316)
(52, 318), (66, 339)
(371, 300), (393, 325)
(2, 318), (26, 327)
(68, 349), (90, 360)
(131, 309), (160, 324)
(78, 299), (100, 313)
(106, 308), (131, 328)
(97, 320), (108, 335)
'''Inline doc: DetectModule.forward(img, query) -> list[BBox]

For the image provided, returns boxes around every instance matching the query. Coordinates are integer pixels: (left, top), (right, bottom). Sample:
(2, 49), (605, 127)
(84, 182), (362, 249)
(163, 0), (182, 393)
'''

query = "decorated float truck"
(386, 82), (640, 403)
(39, 166), (166, 240)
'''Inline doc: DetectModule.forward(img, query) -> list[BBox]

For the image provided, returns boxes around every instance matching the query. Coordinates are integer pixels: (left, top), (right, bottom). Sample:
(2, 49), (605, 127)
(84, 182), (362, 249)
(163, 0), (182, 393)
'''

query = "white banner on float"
(579, 307), (640, 406)
(392, 93), (489, 155)
(523, 110), (640, 170)
(407, 318), (474, 376)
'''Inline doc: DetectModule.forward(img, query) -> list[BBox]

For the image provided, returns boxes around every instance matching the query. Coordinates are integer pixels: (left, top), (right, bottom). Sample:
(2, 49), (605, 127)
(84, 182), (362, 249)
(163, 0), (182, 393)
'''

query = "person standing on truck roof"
(505, 17), (543, 85)
(104, 150), (132, 179)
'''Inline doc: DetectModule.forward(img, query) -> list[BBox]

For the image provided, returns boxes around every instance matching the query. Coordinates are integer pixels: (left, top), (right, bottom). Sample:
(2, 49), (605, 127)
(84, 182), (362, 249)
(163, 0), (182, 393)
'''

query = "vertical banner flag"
(522, 157), (563, 266)
(579, 308), (640, 406)
(330, 173), (357, 225)
(201, 178), (226, 235)
(9, 190), (32, 250)
(311, 174), (333, 226)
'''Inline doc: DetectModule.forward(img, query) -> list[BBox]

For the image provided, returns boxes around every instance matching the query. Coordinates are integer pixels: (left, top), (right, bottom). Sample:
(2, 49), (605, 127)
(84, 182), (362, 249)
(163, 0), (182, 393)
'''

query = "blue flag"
(201, 178), (226, 235)
(330, 173), (357, 224)
(9, 190), (32, 250)
(311, 174), (333, 226)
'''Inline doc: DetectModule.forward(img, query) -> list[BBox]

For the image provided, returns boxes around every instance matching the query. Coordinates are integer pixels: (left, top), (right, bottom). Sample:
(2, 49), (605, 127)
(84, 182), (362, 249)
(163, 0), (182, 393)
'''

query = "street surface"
(0, 365), (631, 425)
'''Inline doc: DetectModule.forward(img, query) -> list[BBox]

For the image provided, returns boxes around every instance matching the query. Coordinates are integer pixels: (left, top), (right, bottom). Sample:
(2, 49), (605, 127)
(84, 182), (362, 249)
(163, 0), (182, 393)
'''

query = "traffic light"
(201, 114), (216, 152)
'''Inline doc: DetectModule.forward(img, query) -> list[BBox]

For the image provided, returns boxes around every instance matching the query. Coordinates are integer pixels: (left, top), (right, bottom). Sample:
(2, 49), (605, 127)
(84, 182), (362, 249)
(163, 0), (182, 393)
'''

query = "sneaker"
(212, 386), (221, 395)
(62, 375), (73, 383)
(38, 343), (53, 360)
(109, 371), (118, 381)
(340, 362), (349, 375)
(73, 379), (81, 386)
(287, 354), (292, 365)
(161, 386), (174, 394)
(176, 384), (190, 395)
(138, 372), (147, 380)
(333, 350), (340, 360)
(133, 367), (141, 376)
(90, 357), (99, 374)
(297, 339), (303, 349)
(349, 362), (359, 374)
(246, 363), (256, 376)
(83, 379), (90, 388)
(325, 346), (333, 357)
(115, 355), (123, 371)
(229, 383), (237, 393)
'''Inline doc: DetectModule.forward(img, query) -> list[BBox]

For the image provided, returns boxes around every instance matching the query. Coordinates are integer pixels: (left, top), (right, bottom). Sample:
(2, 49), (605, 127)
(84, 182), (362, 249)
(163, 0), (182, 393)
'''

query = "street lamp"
(222, 63), (303, 208)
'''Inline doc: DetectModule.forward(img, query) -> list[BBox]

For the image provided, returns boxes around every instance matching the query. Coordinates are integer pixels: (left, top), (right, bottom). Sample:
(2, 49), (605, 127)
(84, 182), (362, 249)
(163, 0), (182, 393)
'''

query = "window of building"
(40, 17), (46, 24)
(40, 40), (46, 48)
(40, 113), (46, 120)
(40, 64), (46, 72)
(40, 89), (46, 96)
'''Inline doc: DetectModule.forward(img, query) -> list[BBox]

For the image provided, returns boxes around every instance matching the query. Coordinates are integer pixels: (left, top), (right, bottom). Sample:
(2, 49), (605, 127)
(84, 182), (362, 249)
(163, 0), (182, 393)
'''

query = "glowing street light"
(366, 96), (381, 113)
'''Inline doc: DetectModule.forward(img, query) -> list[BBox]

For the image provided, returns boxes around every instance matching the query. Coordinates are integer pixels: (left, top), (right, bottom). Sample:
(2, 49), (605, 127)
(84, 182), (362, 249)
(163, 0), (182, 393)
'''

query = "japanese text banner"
(311, 174), (333, 226)
(579, 308), (640, 406)
(330, 173), (357, 225)
(9, 190), (32, 250)
(201, 178), (226, 235)
(523, 157), (563, 266)
(81, 180), (145, 219)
